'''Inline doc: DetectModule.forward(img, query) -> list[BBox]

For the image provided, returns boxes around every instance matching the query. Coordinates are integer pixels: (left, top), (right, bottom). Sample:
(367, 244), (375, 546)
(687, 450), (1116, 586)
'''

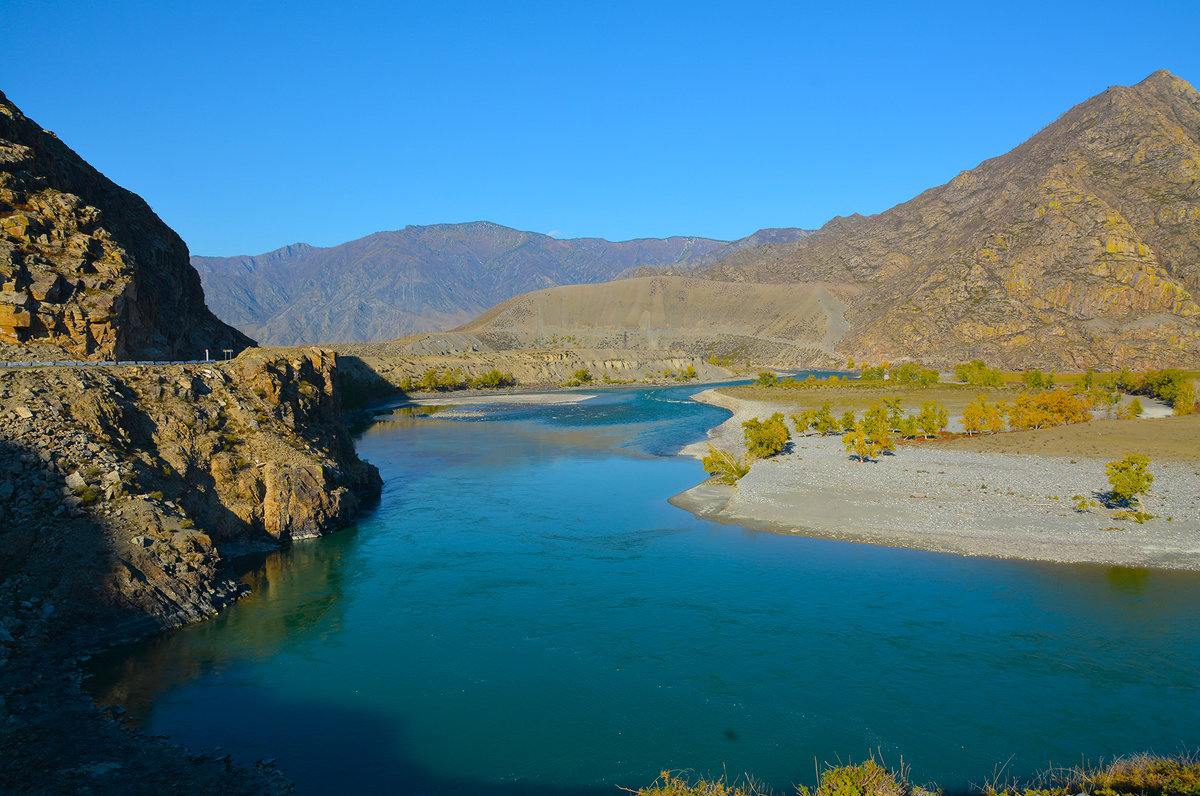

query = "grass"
(633, 754), (1200, 796)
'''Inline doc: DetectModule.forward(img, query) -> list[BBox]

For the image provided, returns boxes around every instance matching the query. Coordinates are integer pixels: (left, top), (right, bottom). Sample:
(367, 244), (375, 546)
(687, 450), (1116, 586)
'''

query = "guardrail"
(0, 359), (213, 369)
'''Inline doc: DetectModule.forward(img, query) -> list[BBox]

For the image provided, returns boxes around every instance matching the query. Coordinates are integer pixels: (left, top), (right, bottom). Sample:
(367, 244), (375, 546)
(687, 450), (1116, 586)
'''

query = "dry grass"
(926, 414), (1200, 461)
(722, 384), (1015, 415)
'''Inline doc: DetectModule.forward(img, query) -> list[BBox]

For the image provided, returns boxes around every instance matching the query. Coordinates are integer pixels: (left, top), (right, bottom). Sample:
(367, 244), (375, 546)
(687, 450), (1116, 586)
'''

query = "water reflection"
(89, 531), (356, 724)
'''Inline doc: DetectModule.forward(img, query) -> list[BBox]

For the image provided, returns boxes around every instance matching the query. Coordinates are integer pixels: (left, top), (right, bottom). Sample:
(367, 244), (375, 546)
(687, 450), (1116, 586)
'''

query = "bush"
(701, 444), (751, 485)
(742, 412), (791, 458)
(573, 368), (593, 384)
(470, 369), (516, 389)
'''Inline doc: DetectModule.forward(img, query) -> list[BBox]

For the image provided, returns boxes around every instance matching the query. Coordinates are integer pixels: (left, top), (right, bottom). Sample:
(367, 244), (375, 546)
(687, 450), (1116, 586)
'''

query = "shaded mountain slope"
(701, 70), (1200, 369)
(0, 90), (253, 360)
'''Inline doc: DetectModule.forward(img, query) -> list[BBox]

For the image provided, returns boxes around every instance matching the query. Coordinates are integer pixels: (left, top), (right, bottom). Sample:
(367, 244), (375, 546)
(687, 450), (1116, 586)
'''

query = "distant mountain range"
(192, 223), (812, 345)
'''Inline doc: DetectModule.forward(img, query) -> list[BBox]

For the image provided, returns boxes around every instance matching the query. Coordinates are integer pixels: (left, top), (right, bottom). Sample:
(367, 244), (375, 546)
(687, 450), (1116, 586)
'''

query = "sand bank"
(674, 390), (1200, 571)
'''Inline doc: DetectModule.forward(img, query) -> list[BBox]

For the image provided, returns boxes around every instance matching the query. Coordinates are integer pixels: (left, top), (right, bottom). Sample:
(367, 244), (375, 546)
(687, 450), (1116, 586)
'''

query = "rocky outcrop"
(699, 70), (1200, 369)
(0, 349), (379, 649)
(0, 90), (254, 360)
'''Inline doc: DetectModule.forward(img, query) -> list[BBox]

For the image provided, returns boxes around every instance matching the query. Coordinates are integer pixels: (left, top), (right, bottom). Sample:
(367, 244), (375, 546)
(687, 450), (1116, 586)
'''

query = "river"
(87, 381), (1200, 794)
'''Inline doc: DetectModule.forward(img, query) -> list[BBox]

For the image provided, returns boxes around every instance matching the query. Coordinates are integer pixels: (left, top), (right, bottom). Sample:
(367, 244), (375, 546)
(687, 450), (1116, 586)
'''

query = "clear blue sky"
(6, 1), (1200, 256)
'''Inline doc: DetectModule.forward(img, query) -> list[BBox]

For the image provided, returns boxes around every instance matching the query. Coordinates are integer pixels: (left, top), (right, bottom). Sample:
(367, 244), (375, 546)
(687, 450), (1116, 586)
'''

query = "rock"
(13, 404), (32, 419)
(65, 471), (86, 490)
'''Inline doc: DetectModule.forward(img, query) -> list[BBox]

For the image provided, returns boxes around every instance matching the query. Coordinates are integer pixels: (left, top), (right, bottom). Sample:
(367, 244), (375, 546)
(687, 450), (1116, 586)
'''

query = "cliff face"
(0, 90), (254, 360)
(701, 70), (1200, 369)
(0, 349), (380, 649)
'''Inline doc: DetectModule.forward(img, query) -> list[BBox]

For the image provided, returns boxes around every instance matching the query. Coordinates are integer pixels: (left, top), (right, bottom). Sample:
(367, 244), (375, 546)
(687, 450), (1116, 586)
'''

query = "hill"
(698, 70), (1200, 369)
(192, 223), (811, 345)
(0, 91), (253, 360)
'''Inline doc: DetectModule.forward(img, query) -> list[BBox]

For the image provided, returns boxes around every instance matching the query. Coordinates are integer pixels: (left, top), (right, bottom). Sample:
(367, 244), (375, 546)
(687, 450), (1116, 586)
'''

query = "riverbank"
(674, 390), (1200, 570)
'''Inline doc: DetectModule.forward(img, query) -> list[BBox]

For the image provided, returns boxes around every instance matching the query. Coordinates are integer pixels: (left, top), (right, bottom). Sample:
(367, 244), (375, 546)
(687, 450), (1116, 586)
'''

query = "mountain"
(458, 273), (852, 363)
(0, 91), (253, 360)
(696, 70), (1200, 369)
(192, 223), (811, 346)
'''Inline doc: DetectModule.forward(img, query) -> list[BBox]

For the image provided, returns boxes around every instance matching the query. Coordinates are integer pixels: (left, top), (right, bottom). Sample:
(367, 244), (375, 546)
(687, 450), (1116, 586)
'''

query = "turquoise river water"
(88, 381), (1200, 795)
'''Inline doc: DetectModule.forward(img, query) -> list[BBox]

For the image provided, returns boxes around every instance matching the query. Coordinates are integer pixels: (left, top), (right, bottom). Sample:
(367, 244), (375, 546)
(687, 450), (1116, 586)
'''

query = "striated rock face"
(0, 349), (380, 646)
(701, 70), (1200, 369)
(0, 90), (254, 360)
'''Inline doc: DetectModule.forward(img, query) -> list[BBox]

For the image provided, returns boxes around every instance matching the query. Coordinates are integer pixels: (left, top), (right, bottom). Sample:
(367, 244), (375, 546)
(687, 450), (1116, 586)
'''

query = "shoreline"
(673, 389), (1200, 571)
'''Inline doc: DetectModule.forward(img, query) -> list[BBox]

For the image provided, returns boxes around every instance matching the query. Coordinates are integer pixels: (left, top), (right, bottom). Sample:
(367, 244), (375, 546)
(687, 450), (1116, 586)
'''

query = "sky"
(5, 1), (1200, 256)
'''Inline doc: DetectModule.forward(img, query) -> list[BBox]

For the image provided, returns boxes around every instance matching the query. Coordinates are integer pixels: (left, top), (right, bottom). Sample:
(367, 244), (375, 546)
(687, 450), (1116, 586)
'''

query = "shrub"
(572, 368), (593, 384)
(742, 412), (791, 458)
(756, 371), (777, 386)
(471, 369), (516, 389)
(701, 444), (751, 485)
(801, 759), (907, 796)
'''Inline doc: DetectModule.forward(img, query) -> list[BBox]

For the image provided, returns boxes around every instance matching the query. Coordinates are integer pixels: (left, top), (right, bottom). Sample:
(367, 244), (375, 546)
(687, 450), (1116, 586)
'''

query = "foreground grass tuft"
(636, 754), (1200, 796)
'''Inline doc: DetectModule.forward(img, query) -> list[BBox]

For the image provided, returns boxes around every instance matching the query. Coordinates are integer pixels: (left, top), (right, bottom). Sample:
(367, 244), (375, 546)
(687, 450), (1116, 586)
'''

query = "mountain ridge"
(192, 222), (811, 345)
(690, 69), (1200, 368)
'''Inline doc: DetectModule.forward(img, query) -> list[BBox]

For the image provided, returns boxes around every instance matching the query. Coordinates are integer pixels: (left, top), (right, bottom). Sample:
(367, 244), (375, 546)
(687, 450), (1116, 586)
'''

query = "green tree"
(573, 368), (593, 384)
(756, 371), (778, 386)
(1174, 380), (1196, 415)
(843, 422), (879, 463)
(1123, 396), (1144, 419)
(955, 360), (1002, 386)
(790, 409), (817, 435)
(742, 412), (791, 458)
(916, 400), (948, 438)
(839, 409), (857, 432)
(813, 403), (839, 435)
(701, 444), (751, 485)
(896, 414), (919, 439)
(1105, 453), (1154, 511)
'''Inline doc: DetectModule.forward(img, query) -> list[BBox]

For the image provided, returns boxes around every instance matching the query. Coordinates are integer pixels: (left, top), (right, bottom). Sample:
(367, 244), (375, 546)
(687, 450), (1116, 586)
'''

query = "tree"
(955, 360), (1002, 386)
(839, 409), (857, 432)
(756, 371), (778, 386)
(843, 422), (880, 463)
(862, 405), (896, 454)
(896, 415), (919, 439)
(1123, 396), (1144, 419)
(1174, 380), (1196, 415)
(791, 409), (817, 435)
(573, 368), (593, 384)
(702, 444), (751, 485)
(882, 397), (904, 429)
(962, 395), (1003, 435)
(742, 412), (791, 458)
(813, 403), (839, 435)
(1105, 454), (1154, 512)
(860, 365), (886, 381)
(916, 400), (948, 438)
(471, 369), (516, 388)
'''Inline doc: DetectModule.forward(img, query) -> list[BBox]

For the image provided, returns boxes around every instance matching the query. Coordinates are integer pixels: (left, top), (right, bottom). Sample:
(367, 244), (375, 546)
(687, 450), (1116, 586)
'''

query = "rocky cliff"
(0, 349), (379, 646)
(699, 70), (1200, 369)
(0, 90), (254, 361)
